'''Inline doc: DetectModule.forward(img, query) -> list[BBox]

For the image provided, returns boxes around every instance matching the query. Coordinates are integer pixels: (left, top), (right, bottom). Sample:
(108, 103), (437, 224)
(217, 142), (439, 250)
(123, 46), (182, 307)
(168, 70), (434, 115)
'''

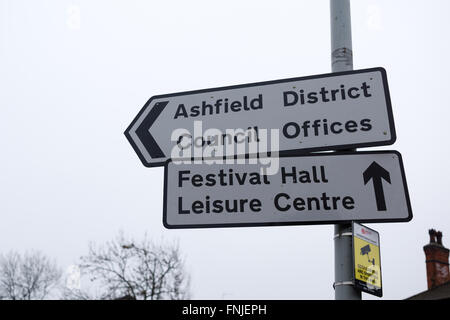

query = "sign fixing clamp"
(333, 232), (353, 240)
(333, 281), (354, 290)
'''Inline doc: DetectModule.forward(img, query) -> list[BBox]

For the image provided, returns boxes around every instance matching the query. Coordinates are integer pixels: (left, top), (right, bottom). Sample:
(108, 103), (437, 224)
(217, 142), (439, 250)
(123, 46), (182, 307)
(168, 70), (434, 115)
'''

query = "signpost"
(352, 222), (382, 297)
(124, 0), (413, 300)
(125, 68), (396, 167)
(163, 151), (411, 229)
(330, 0), (361, 300)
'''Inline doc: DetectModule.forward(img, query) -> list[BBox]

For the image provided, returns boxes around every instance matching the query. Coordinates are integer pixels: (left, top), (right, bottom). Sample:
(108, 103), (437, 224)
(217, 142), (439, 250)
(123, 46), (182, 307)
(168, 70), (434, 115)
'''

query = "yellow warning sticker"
(354, 237), (381, 287)
(353, 222), (382, 296)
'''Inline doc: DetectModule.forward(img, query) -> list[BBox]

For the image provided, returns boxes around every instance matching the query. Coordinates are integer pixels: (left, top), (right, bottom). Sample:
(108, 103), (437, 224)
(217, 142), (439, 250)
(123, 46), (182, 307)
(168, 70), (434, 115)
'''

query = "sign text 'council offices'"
(125, 68), (395, 167)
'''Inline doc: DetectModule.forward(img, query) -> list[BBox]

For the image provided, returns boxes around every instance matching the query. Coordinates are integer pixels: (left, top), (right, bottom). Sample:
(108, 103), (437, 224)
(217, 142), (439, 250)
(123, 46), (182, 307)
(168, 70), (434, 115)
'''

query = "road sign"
(163, 151), (412, 229)
(352, 222), (382, 297)
(125, 68), (396, 167)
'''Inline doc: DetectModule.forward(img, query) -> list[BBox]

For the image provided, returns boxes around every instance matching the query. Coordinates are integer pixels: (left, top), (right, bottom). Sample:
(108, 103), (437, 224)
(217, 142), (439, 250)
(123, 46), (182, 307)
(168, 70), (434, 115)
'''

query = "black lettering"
(225, 200), (238, 213)
(174, 104), (188, 119)
(274, 193), (291, 211)
(302, 121), (310, 137)
(202, 101), (213, 115)
(361, 82), (372, 97)
(178, 170), (190, 187)
(343, 196), (355, 209)
(307, 92), (318, 103)
(298, 171), (311, 183)
(330, 122), (343, 134)
(190, 106), (200, 117)
(230, 101), (241, 112)
(178, 197), (190, 214)
(321, 192), (331, 210)
(312, 166), (320, 182)
(235, 172), (248, 185)
(250, 94), (263, 109)
(212, 200), (223, 213)
(319, 87), (330, 102)
(293, 197), (305, 210)
(307, 197), (320, 210)
(299, 90), (305, 104)
(281, 166), (297, 184)
(348, 87), (360, 99)
(249, 199), (262, 212)
(340, 84), (346, 100)
(332, 196), (340, 209)
(205, 174), (216, 186)
(320, 166), (328, 183)
(192, 200), (203, 214)
(360, 118), (372, 131)
(283, 122), (301, 139)
(191, 174), (203, 187)
(331, 89), (340, 101)
(345, 120), (358, 132)
(283, 91), (298, 106)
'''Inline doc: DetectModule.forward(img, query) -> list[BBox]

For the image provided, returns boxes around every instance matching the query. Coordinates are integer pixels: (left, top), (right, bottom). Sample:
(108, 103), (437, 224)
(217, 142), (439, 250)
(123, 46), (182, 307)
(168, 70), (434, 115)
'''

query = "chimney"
(423, 229), (450, 290)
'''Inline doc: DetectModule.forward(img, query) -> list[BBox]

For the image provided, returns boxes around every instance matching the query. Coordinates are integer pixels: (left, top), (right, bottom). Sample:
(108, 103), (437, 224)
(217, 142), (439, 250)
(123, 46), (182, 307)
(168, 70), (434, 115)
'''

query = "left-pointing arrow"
(134, 101), (169, 159)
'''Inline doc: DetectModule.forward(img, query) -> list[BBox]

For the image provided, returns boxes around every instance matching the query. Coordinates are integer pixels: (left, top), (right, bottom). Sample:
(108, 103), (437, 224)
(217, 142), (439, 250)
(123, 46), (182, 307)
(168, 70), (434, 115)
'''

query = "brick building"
(407, 229), (450, 300)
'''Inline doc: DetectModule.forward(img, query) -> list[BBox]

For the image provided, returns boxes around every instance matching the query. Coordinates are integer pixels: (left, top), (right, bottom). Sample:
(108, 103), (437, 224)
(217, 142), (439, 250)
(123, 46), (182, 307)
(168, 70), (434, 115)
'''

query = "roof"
(406, 281), (450, 300)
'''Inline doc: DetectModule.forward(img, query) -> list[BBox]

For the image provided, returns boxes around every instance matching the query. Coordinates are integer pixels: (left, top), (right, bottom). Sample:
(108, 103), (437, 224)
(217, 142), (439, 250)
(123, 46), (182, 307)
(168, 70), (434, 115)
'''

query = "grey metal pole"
(330, 0), (361, 300)
(331, 0), (353, 72)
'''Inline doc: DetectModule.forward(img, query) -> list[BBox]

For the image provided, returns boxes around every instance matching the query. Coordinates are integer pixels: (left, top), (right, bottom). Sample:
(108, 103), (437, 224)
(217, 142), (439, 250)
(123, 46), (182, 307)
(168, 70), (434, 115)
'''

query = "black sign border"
(162, 150), (412, 229)
(125, 67), (396, 168)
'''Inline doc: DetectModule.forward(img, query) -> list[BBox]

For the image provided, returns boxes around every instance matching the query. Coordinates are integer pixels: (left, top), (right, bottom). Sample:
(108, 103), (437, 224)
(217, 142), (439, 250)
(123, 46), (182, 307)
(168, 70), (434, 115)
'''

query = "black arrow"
(135, 101), (169, 158)
(363, 161), (391, 211)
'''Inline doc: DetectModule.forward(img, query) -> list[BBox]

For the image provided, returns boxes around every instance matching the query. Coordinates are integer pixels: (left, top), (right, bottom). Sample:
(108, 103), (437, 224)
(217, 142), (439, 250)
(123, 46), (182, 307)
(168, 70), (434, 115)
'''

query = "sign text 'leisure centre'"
(163, 151), (412, 229)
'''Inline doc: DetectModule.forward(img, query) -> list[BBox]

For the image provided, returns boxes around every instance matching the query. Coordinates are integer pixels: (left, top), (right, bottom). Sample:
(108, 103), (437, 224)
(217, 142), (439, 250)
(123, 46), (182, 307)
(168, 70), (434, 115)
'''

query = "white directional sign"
(125, 68), (396, 167)
(163, 151), (412, 229)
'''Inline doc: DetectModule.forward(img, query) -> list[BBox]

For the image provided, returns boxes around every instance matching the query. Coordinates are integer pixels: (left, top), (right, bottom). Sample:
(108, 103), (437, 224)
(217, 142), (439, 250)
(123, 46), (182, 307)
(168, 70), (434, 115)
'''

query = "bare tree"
(0, 251), (61, 300)
(74, 233), (190, 300)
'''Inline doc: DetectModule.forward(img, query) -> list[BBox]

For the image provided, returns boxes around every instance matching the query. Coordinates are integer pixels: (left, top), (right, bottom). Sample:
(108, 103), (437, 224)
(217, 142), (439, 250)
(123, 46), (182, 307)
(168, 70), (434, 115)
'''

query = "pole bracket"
(333, 281), (354, 290)
(333, 232), (352, 240)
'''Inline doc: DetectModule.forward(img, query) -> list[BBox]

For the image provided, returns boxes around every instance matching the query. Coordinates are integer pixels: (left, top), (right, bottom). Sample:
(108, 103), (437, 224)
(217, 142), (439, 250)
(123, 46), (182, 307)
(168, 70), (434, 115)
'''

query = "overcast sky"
(1, 0), (450, 300)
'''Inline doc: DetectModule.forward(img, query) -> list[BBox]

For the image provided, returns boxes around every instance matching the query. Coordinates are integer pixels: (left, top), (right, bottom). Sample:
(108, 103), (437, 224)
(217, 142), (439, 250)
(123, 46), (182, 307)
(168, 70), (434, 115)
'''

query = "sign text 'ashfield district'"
(125, 68), (395, 167)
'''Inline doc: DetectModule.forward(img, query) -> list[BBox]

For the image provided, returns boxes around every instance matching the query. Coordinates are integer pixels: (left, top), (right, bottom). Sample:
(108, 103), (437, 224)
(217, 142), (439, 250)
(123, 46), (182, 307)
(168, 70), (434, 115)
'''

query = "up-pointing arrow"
(363, 161), (391, 211)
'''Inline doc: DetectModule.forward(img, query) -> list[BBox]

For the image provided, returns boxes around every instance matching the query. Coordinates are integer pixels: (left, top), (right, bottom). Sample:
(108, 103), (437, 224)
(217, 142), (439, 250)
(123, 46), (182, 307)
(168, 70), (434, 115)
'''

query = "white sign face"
(163, 151), (412, 229)
(125, 68), (395, 167)
(353, 223), (380, 246)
